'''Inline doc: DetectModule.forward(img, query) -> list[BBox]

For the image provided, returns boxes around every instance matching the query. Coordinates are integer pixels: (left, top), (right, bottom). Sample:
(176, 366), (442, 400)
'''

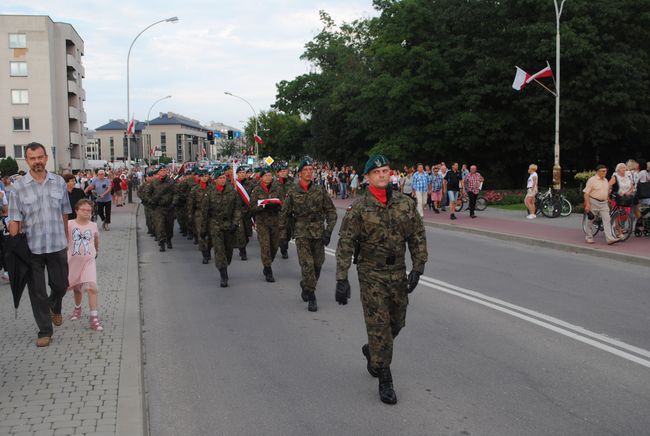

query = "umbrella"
(4, 233), (32, 319)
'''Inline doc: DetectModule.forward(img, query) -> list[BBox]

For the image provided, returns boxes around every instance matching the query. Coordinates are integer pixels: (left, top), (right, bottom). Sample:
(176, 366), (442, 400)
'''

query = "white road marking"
(322, 246), (650, 369)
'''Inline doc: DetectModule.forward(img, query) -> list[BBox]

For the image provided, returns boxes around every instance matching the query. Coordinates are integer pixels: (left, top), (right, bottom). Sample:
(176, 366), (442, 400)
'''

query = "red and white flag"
(126, 116), (135, 135)
(257, 198), (282, 207)
(254, 134), (264, 145)
(527, 64), (553, 84)
(512, 64), (554, 91)
(235, 180), (250, 207)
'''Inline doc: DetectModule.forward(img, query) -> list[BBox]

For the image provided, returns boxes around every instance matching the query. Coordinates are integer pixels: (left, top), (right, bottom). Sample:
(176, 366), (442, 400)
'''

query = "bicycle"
(535, 187), (572, 218)
(582, 198), (634, 241)
(458, 193), (487, 212)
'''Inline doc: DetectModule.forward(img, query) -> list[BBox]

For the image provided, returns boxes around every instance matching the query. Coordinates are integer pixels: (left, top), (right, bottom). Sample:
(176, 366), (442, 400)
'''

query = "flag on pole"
(512, 67), (530, 91)
(126, 116), (135, 135)
(254, 134), (264, 145)
(527, 64), (553, 83)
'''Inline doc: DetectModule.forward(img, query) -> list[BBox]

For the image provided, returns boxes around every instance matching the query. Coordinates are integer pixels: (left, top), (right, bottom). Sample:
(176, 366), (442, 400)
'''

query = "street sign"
(264, 156), (274, 166)
(154, 150), (163, 157)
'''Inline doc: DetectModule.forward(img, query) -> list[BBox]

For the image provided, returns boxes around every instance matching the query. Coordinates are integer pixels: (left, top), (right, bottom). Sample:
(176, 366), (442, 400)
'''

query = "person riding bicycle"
(583, 165), (620, 245)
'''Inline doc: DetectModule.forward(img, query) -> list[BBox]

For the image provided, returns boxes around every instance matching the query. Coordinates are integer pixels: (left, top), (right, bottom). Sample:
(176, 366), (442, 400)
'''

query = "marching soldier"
(335, 155), (428, 405)
(138, 171), (155, 237)
(173, 170), (195, 238)
(150, 165), (177, 252)
(187, 169), (212, 263)
(233, 165), (253, 261)
(279, 158), (337, 312)
(275, 162), (293, 259)
(250, 167), (283, 282)
(200, 167), (240, 287)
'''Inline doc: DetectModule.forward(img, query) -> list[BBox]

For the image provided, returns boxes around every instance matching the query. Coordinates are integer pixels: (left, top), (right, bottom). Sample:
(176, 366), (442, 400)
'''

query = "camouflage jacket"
(336, 189), (428, 281)
(250, 182), (284, 224)
(173, 177), (195, 207)
(275, 177), (294, 199)
(187, 183), (211, 218)
(279, 181), (337, 240)
(138, 180), (153, 206)
(200, 184), (241, 233)
(150, 177), (176, 208)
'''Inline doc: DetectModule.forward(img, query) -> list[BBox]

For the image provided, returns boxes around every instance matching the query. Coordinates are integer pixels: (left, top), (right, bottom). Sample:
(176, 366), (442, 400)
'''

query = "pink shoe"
(89, 316), (104, 331)
(69, 306), (82, 321)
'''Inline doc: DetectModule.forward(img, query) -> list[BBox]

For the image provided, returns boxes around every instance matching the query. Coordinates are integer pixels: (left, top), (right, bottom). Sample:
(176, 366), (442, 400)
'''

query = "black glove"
(335, 280), (351, 305)
(200, 230), (209, 239)
(586, 210), (595, 220)
(407, 271), (421, 294)
(229, 223), (239, 232)
(322, 229), (332, 246)
(279, 239), (289, 251)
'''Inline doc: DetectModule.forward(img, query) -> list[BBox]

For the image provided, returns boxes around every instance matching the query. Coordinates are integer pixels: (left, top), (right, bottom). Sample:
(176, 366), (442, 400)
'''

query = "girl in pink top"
(66, 199), (103, 331)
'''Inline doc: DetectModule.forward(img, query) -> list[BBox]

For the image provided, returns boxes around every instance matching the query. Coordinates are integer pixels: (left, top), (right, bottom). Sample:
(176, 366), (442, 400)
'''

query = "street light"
(552, 0), (565, 191)
(224, 91), (258, 160)
(145, 95), (172, 162)
(126, 16), (179, 168)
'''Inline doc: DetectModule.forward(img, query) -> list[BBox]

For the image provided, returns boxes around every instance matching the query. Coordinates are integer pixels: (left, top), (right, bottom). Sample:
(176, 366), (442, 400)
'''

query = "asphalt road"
(139, 208), (650, 436)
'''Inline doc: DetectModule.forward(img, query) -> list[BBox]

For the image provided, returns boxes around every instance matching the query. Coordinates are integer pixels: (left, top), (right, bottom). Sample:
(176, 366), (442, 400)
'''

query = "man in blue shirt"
(84, 169), (112, 230)
(411, 163), (430, 217)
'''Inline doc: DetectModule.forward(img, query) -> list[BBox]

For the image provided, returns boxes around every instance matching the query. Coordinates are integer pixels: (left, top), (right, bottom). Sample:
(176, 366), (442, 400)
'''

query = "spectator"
(464, 165), (484, 218)
(401, 167), (414, 199)
(390, 170), (400, 192)
(439, 162), (448, 211)
(443, 162), (463, 220)
(85, 170), (112, 231)
(584, 165), (619, 245)
(349, 169), (359, 198)
(0, 182), (8, 281)
(64, 174), (86, 220)
(609, 162), (635, 204)
(112, 174), (123, 207)
(525, 164), (538, 219)
(461, 164), (470, 179)
(120, 175), (128, 206)
(338, 167), (349, 199)
(412, 164), (430, 217)
(430, 166), (443, 214)
(638, 161), (650, 206)
(8, 142), (72, 347)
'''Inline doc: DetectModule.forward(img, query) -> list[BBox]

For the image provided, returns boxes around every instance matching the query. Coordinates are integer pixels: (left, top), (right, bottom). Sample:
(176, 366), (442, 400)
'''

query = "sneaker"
(585, 238), (594, 244)
(89, 316), (104, 331)
(526, 214), (536, 219)
(69, 306), (82, 321)
(607, 238), (621, 245)
(1, 271), (8, 281)
(450, 214), (457, 220)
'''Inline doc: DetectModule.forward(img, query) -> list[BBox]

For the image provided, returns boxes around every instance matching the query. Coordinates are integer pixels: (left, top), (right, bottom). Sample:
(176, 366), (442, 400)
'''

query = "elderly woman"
(525, 164), (538, 219)
(609, 163), (635, 204)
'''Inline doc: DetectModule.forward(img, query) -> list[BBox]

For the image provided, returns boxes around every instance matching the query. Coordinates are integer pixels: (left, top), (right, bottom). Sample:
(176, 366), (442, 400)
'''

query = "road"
(138, 208), (650, 436)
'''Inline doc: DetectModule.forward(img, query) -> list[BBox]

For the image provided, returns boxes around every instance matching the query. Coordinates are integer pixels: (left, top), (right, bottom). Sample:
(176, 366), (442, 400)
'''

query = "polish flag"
(254, 134), (264, 145)
(235, 180), (251, 207)
(512, 67), (530, 91)
(126, 116), (135, 135)
(257, 198), (282, 207)
(526, 64), (553, 84)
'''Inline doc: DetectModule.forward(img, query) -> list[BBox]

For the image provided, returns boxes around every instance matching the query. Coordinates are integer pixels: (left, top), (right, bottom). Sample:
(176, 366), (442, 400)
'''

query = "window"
(160, 132), (166, 153)
(110, 137), (115, 158)
(9, 34), (27, 48)
(10, 62), (27, 76)
(11, 89), (29, 104)
(14, 145), (25, 158)
(0, 146), (5, 158)
(13, 117), (30, 131)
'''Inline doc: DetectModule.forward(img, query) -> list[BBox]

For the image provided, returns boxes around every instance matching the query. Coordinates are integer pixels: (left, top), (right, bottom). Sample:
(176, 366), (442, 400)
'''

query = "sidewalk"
(332, 198), (650, 266)
(0, 203), (143, 436)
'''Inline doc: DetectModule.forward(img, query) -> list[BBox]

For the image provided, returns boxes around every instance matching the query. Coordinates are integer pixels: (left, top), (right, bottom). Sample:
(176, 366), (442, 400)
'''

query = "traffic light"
(227, 130), (234, 140)
(207, 130), (214, 143)
(192, 136), (198, 145)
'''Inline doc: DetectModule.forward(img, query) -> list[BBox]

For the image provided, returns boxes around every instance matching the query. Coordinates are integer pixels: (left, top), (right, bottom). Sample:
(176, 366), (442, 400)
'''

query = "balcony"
(66, 54), (79, 71)
(79, 87), (86, 101)
(70, 132), (81, 145)
(69, 106), (80, 120)
(68, 80), (78, 95)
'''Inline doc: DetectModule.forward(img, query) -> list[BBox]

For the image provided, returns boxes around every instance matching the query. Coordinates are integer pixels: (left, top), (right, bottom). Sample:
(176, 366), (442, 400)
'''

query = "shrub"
(0, 157), (19, 177)
(574, 171), (595, 184)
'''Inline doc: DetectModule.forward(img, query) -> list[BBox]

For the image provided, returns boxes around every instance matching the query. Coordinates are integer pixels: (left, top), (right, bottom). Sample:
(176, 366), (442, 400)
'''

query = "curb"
(116, 204), (146, 436)
(334, 205), (650, 268)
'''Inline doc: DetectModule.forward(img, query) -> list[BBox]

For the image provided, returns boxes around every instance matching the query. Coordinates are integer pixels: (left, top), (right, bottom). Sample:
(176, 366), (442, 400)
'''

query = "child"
(67, 199), (103, 331)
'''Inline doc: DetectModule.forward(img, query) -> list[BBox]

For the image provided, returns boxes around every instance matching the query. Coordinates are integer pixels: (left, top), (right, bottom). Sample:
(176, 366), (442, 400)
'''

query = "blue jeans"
(339, 183), (347, 199)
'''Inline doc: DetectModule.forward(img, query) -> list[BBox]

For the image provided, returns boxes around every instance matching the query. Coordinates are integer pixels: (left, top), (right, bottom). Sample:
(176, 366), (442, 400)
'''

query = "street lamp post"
(224, 91), (258, 161)
(145, 95), (172, 163)
(126, 16), (178, 169)
(553, 0), (566, 191)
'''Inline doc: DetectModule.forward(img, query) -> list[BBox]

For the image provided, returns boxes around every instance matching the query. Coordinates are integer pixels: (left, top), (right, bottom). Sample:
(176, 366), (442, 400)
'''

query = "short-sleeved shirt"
(464, 172), (483, 194)
(90, 177), (112, 203)
(583, 175), (609, 201)
(8, 171), (72, 254)
(430, 173), (443, 192)
(412, 172), (430, 192)
(444, 171), (463, 192)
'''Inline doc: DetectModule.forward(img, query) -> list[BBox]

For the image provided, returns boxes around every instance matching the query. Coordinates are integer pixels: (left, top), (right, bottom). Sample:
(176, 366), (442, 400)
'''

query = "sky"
(2, 0), (377, 131)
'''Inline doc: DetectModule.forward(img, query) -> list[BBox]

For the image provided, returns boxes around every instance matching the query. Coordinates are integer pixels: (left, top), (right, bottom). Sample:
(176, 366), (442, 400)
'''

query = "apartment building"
(0, 14), (87, 172)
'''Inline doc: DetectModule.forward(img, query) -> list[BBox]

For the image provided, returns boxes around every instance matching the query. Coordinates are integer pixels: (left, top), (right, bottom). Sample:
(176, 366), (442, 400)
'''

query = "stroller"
(634, 204), (650, 237)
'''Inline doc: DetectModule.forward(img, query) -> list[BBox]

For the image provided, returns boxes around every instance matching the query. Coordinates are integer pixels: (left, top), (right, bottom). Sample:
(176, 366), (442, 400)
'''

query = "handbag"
(637, 181), (650, 199)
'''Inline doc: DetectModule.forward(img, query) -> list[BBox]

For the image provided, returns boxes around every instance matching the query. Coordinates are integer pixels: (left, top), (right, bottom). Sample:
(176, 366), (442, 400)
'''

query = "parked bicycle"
(582, 197), (634, 242)
(535, 187), (572, 218)
(458, 194), (488, 212)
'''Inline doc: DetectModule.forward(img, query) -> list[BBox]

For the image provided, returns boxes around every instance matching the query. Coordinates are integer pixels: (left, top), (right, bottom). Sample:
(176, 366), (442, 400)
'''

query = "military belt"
(359, 250), (402, 267)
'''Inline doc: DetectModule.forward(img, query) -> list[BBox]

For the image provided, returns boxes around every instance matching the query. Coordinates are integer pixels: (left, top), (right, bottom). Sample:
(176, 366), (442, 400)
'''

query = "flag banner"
(127, 116), (135, 135)
(257, 198), (282, 207)
(526, 65), (553, 84)
(512, 67), (529, 91)
(235, 180), (251, 207)
(254, 134), (264, 145)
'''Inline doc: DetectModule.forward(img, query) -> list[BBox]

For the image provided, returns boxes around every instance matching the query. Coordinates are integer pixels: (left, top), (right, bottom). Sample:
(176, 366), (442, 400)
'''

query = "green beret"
(212, 167), (226, 178)
(363, 155), (390, 175)
(236, 165), (250, 173)
(194, 169), (206, 176)
(157, 164), (167, 169)
(298, 158), (313, 172)
(276, 161), (289, 170)
(146, 170), (155, 177)
(260, 167), (273, 176)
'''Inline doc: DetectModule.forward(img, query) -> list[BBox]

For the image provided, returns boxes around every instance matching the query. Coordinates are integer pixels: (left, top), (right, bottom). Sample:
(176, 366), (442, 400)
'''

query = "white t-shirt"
(527, 172), (538, 188)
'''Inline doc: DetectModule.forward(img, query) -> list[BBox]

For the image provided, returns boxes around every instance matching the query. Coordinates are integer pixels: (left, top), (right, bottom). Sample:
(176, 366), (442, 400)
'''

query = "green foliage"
(574, 170), (596, 183)
(273, 0), (650, 187)
(157, 156), (173, 165)
(0, 157), (19, 177)
(243, 111), (310, 160)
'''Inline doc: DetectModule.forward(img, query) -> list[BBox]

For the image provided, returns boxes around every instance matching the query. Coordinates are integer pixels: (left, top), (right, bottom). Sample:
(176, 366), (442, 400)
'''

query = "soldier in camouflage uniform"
(200, 167), (240, 287)
(173, 170), (195, 238)
(150, 165), (177, 252)
(280, 158), (337, 312)
(275, 162), (294, 259)
(138, 171), (155, 237)
(335, 155), (428, 405)
(187, 169), (212, 263)
(233, 165), (253, 261)
(250, 167), (283, 282)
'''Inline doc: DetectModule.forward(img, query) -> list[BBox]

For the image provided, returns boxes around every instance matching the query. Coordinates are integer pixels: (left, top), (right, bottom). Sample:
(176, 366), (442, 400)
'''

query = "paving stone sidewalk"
(0, 204), (142, 436)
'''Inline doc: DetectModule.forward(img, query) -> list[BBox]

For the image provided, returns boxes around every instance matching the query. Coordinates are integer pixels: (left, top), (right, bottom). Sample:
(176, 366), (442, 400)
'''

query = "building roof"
(148, 112), (206, 130)
(95, 119), (146, 131)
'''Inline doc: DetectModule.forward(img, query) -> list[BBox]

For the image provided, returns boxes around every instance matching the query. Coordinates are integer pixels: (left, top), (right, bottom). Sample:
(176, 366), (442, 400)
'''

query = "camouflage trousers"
(144, 206), (153, 233)
(358, 265), (409, 369)
(295, 237), (325, 294)
(194, 213), (211, 252)
(235, 213), (253, 249)
(153, 207), (175, 242)
(256, 219), (280, 267)
(209, 225), (234, 269)
(175, 204), (189, 234)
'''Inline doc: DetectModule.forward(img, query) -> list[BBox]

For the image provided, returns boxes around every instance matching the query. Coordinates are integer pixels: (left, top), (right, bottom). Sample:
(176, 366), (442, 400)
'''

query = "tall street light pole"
(553, 0), (566, 191)
(145, 95), (172, 163)
(224, 91), (258, 161)
(126, 16), (179, 169)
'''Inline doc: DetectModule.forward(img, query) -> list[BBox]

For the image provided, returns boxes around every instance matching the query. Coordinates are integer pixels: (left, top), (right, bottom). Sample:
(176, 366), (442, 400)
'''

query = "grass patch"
(492, 203), (528, 211)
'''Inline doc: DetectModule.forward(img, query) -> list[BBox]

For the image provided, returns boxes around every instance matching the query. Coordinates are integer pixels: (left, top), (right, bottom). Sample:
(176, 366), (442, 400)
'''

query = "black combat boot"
(219, 268), (229, 287)
(314, 267), (322, 281)
(300, 285), (309, 302)
(362, 344), (379, 377)
(202, 250), (210, 264)
(239, 248), (247, 261)
(166, 240), (173, 249)
(159, 239), (166, 252)
(263, 266), (275, 282)
(281, 248), (288, 259)
(307, 293), (318, 312)
(378, 368), (397, 404)
(187, 231), (194, 240)
(207, 251), (212, 260)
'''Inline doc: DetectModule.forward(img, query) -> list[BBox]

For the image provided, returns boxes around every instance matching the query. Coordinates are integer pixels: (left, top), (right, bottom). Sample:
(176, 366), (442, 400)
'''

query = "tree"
(0, 157), (19, 177)
(243, 110), (311, 160)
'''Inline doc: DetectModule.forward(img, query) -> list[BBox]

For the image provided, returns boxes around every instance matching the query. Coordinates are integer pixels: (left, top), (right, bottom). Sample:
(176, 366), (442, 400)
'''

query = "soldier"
(173, 170), (194, 238)
(150, 165), (177, 252)
(187, 169), (212, 263)
(200, 167), (240, 287)
(233, 165), (253, 260)
(279, 158), (337, 312)
(275, 162), (294, 259)
(250, 167), (283, 282)
(138, 171), (155, 237)
(335, 155), (428, 405)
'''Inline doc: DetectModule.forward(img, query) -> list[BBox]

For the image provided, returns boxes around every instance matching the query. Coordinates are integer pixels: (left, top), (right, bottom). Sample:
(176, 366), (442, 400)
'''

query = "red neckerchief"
(216, 183), (225, 193)
(368, 185), (387, 206)
(299, 180), (310, 192)
(261, 182), (270, 193)
(278, 177), (286, 184)
(199, 181), (207, 190)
